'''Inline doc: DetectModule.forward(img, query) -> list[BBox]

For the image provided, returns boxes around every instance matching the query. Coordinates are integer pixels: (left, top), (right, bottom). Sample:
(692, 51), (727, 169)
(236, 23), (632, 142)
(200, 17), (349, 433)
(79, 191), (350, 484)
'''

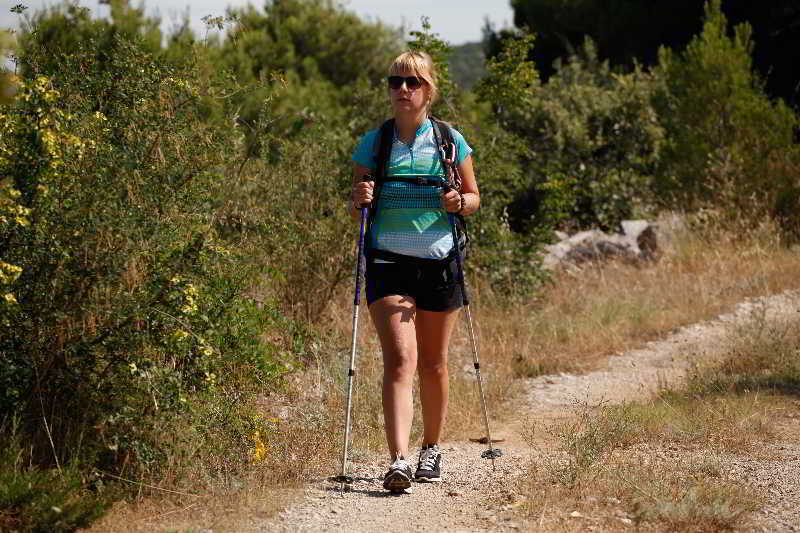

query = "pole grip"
(443, 183), (469, 306)
(352, 174), (372, 306)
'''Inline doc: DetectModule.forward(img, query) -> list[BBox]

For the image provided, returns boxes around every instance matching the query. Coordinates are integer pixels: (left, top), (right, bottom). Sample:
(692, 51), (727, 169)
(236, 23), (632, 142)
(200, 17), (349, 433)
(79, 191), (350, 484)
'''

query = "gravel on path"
(257, 290), (800, 532)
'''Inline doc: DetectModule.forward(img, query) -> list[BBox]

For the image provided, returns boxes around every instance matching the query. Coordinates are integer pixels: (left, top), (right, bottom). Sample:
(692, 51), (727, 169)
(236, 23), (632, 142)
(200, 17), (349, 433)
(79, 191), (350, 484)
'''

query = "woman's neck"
(394, 112), (427, 144)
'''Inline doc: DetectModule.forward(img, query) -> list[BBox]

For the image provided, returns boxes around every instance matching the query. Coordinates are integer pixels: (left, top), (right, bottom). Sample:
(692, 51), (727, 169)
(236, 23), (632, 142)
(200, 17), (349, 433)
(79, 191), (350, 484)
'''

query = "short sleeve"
(451, 128), (473, 164)
(351, 129), (380, 169)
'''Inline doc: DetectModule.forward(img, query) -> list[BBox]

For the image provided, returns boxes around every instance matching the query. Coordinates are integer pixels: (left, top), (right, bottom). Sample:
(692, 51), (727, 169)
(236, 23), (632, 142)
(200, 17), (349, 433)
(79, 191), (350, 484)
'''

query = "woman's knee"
(418, 356), (448, 379)
(383, 350), (417, 382)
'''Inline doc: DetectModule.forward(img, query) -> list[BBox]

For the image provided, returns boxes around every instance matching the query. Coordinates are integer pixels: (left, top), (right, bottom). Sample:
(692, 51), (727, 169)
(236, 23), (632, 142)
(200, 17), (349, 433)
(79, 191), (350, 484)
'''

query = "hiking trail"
(255, 290), (800, 532)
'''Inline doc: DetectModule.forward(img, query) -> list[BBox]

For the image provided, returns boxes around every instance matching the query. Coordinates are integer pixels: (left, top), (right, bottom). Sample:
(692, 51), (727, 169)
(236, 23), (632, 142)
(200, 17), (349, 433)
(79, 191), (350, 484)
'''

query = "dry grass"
(515, 396), (782, 531)
(522, 448), (761, 532)
(477, 219), (799, 381)
(515, 287), (800, 532)
(84, 484), (303, 532)
(90, 220), (799, 530)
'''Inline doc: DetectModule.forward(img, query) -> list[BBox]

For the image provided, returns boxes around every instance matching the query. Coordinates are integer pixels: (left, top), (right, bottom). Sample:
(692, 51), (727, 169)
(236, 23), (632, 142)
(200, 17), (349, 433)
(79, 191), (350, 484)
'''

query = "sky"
(1, 0), (515, 45)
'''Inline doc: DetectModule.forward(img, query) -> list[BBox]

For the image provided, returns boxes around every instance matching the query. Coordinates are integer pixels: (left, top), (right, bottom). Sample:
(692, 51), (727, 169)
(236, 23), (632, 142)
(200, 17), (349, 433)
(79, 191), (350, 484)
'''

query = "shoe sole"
(383, 471), (412, 492)
(414, 475), (442, 483)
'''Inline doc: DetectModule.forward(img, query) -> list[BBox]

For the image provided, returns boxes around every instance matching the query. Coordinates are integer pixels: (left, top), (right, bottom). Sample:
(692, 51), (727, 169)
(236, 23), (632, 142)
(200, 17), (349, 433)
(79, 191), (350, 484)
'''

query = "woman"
(348, 51), (480, 493)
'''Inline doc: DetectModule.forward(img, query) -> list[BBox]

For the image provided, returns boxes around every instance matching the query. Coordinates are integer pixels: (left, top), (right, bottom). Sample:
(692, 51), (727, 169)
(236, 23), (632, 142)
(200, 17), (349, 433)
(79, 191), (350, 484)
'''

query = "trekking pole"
(334, 176), (370, 493)
(444, 184), (502, 471)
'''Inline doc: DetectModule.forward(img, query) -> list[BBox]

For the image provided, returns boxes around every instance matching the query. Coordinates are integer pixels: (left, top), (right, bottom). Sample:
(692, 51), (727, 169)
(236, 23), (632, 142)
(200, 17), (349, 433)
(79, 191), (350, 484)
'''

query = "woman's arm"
(442, 154), (480, 216)
(348, 163), (375, 219)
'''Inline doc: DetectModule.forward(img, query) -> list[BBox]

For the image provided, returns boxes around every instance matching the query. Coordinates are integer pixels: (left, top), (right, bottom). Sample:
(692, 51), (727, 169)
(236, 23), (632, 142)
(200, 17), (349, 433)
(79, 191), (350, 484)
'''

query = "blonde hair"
(389, 51), (438, 106)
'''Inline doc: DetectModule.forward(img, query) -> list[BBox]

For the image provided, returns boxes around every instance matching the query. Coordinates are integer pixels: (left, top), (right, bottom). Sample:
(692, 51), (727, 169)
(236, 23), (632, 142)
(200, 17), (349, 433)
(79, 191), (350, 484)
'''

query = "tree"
(508, 0), (800, 107)
(222, 0), (400, 88)
(15, 0), (163, 77)
(653, 0), (798, 219)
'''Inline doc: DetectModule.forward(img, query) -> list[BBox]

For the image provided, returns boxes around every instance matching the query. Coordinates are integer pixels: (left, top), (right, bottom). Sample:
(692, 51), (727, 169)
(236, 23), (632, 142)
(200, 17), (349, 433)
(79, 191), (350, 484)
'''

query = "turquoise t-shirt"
(351, 119), (473, 260)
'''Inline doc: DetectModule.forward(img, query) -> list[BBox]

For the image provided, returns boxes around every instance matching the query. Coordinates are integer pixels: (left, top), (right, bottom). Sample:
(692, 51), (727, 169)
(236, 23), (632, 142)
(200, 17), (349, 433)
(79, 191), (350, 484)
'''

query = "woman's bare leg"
(415, 308), (460, 446)
(369, 295), (417, 460)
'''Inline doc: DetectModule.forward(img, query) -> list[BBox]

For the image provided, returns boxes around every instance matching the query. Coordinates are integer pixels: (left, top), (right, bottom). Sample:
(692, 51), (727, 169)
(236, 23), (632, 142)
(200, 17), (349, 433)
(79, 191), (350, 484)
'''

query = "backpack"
(365, 117), (469, 264)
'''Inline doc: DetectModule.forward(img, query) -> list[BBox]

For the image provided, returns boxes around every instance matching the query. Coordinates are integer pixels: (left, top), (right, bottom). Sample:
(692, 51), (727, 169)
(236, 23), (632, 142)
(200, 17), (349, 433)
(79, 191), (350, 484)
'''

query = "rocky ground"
(255, 291), (800, 532)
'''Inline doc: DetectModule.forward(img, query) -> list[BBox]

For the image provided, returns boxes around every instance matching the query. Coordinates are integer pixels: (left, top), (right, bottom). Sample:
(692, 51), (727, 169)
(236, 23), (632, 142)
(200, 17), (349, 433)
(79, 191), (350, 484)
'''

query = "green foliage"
(477, 31), (538, 122)
(464, 32), (542, 292)
(448, 41), (486, 91)
(508, 0), (800, 108)
(478, 33), (663, 233)
(529, 40), (663, 231)
(15, 0), (162, 76)
(0, 30), (285, 492)
(224, 0), (398, 87)
(653, 0), (799, 228)
(219, 0), (401, 137)
(0, 424), (113, 533)
(219, 121), (358, 322)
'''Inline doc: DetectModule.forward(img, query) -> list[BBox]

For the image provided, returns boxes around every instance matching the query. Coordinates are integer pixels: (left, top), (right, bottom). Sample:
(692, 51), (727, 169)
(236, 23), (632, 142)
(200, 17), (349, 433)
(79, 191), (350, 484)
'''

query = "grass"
(87, 219), (799, 531)
(516, 288), (800, 531)
(486, 218), (799, 381)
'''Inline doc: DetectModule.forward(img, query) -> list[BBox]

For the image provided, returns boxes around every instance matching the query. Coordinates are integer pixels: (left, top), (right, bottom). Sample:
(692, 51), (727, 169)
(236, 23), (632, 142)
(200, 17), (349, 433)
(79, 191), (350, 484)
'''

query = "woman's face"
(388, 69), (430, 117)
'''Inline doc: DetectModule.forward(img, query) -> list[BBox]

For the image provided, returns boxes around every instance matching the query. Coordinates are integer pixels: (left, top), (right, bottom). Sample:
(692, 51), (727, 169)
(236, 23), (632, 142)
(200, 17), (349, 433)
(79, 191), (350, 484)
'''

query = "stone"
(541, 220), (660, 270)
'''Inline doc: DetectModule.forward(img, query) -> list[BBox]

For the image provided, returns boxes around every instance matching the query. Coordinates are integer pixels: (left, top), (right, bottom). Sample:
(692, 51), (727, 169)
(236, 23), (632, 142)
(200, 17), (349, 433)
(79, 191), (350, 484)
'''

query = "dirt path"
(258, 291), (800, 532)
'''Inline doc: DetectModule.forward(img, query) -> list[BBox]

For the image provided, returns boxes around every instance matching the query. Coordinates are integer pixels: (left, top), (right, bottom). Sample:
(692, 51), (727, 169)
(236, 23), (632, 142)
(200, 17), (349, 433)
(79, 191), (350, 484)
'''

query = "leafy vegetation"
(479, 34), (663, 233)
(508, 0), (800, 107)
(448, 41), (486, 91)
(653, 0), (800, 231)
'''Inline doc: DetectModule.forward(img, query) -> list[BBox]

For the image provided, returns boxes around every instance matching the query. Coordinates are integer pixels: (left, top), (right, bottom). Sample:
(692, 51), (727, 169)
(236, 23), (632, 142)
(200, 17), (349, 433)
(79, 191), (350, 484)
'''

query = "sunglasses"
(387, 75), (424, 90)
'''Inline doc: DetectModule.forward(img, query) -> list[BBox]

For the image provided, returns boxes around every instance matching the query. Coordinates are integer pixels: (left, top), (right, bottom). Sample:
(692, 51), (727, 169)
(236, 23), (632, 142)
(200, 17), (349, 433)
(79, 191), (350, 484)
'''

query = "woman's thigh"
(415, 308), (460, 368)
(369, 294), (418, 372)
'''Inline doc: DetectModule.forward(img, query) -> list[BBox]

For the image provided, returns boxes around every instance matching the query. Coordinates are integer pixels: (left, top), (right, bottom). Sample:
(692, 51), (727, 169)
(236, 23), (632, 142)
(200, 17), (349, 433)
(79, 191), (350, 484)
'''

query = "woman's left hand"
(441, 189), (462, 213)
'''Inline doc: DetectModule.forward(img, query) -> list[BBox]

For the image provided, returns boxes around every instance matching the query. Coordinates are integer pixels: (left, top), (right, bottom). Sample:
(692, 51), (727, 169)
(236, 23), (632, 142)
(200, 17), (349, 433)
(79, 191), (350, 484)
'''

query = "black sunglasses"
(387, 75), (424, 90)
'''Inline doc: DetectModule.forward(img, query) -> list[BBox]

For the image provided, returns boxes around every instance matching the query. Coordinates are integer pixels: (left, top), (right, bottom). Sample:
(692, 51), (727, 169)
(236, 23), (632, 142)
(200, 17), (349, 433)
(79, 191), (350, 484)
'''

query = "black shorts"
(366, 257), (464, 312)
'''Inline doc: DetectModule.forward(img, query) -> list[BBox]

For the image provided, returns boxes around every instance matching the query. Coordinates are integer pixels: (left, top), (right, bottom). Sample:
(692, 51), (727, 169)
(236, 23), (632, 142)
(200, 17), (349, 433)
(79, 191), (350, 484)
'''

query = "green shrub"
(0, 423), (113, 533)
(653, 0), (799, 227)
(0, 31), (284, 489)
(479, 33), (664, 234)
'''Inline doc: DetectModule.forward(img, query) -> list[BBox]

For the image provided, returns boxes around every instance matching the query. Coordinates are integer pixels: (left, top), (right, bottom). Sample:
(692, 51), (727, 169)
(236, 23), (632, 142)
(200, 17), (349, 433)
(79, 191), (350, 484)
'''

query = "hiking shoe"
(383, 456), (413, 493)
(414, 444), (442, 482)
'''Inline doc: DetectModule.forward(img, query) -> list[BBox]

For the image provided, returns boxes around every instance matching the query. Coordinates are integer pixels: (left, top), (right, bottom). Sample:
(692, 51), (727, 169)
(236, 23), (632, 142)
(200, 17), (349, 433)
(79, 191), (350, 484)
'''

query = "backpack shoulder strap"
(430, 117), (469, 246)
(430, 116), (462, 191)
(367, 118), (394, 222)
(373, 118), (395, 184)
(430, 116), (455, 150)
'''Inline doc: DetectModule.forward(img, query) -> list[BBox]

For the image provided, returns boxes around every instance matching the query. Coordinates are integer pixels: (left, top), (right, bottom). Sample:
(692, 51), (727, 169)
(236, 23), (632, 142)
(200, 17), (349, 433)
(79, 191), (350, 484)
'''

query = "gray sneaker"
(414, 444), (442, 482)
(383, 456), (413, 493)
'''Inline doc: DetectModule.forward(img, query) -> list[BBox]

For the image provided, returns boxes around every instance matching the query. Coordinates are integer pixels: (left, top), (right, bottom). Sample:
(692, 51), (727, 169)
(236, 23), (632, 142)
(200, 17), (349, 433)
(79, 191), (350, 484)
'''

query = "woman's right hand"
(352, 180), (375, 208)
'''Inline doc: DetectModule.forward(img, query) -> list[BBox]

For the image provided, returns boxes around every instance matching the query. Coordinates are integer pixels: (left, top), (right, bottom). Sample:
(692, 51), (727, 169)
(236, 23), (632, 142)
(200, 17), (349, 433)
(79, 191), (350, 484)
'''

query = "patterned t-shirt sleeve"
(451, 128), (473, 165)
(351, 129), (380, 169)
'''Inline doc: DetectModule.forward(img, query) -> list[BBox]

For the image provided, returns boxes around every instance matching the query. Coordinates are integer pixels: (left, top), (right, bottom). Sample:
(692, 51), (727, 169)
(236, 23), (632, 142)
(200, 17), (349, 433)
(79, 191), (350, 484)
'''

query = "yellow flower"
(3, 293), (17, 304)
(251, 431), (267, 462)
